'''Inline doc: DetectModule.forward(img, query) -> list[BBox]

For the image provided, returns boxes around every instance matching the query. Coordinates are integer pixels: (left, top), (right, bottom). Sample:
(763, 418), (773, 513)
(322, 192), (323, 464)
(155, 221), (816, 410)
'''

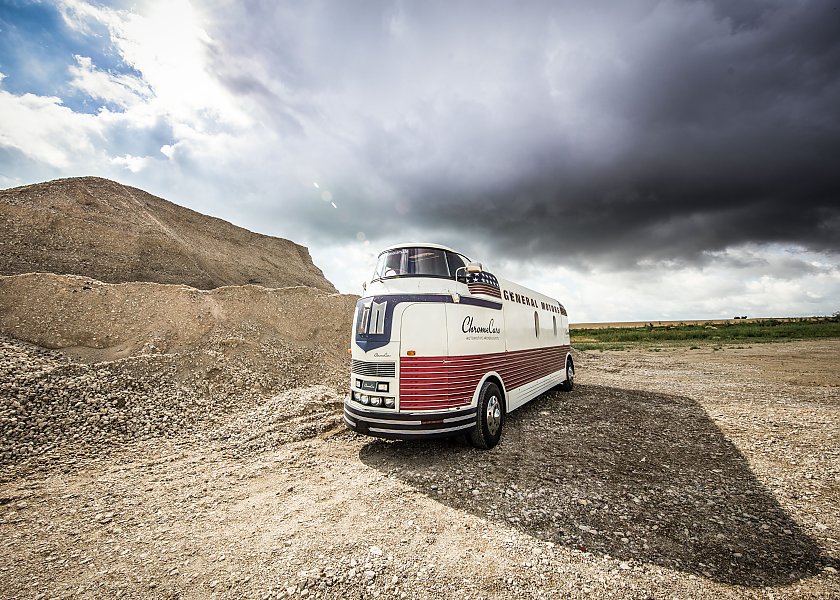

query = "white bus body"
(344, 243), (574, 448)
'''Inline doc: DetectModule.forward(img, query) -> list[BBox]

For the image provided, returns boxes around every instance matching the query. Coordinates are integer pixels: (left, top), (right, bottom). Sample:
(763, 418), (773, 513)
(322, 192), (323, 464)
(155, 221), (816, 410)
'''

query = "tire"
(469, 381), (504, 449)
(560, 359), (574, 392)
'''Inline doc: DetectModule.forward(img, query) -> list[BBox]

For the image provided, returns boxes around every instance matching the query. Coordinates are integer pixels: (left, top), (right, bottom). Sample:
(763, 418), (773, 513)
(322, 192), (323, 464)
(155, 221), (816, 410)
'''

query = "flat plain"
(2, 338), (838, 599)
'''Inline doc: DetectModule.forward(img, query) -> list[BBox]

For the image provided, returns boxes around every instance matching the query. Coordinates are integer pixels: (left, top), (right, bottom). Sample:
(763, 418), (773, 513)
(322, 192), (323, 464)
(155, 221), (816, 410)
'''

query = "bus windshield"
(373, 247), (451, 280)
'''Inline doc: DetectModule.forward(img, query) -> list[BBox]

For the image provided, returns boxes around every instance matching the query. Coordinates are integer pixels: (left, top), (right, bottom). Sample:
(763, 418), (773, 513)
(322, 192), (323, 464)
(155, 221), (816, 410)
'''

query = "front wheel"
(560, 359), (574, 392)
(469, 381), (504, 449)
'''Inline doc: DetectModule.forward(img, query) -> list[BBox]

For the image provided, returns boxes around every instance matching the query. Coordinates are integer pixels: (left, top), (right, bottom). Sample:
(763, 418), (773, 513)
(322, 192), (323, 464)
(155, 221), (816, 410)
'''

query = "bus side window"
(553, 315), (557, 337)
(447, 251), (467, 281)
(534, 311), (540, 338)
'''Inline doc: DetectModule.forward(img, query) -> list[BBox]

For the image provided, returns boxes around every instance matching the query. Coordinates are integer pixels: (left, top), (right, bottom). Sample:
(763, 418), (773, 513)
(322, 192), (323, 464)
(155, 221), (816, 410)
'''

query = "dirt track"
(1, 341), (838, 599)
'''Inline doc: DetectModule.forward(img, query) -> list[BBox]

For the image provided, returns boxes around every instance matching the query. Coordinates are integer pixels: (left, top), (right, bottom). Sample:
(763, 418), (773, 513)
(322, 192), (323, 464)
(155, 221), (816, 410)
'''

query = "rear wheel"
(469, 381), (504, 449)
(560, 359), (574, 392)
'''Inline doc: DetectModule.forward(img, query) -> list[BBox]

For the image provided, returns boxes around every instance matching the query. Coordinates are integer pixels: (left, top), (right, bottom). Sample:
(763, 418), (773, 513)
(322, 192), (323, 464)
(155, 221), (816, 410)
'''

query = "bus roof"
(378, 242), (464, 256)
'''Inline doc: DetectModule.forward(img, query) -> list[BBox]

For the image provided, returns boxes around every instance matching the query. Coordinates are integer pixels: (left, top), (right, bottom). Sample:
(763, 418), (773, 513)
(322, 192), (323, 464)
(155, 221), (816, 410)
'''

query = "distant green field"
(571, 316), (840, 351)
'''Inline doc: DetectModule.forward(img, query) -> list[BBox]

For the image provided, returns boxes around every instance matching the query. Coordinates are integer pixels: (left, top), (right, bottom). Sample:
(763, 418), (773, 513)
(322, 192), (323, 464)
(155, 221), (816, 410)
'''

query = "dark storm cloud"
(207, 0), (840, 269)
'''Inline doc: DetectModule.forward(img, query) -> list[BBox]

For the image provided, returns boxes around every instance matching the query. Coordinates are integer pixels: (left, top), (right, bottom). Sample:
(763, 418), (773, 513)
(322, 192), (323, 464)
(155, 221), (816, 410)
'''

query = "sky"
(1, 0), (838, 322)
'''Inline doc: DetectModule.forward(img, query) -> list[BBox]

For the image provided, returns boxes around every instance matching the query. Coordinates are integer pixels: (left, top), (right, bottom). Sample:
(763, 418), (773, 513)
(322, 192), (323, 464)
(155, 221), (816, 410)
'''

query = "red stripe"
(468, 284), (502, 298)
(399, 345), (570, 410)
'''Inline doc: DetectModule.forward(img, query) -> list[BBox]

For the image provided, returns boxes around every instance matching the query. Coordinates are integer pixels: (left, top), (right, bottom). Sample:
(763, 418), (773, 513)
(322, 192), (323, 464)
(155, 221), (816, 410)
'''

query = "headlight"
(360, 395), (370, 405)
(384, 397), (395, 408)
(356, 379), (363, 388)
(376, 382), (389, 392)
(371, 396), (382, 407)
(352, 391), (360, 401)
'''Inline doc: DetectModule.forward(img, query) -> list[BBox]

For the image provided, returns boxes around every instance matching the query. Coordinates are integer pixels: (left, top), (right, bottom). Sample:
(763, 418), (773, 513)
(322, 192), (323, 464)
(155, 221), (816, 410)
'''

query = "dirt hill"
(0, 176), (336, 292)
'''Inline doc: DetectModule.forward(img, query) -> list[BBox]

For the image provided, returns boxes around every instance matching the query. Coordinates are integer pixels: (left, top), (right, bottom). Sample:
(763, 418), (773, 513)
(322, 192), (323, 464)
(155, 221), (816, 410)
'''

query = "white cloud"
(309, 241), (380, 298)
(111, 154), (150, 173)
(1, 1), (261, 192)
(520, 246), (840, 323)
(68, 55), (151, 109)
(0, 90), (101, 168)
(59, 0), (251, 130)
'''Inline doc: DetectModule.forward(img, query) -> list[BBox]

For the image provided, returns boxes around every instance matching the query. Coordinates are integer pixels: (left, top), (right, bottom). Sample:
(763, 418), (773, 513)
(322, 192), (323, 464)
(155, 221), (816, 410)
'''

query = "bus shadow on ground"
(358, 384), (834, 587)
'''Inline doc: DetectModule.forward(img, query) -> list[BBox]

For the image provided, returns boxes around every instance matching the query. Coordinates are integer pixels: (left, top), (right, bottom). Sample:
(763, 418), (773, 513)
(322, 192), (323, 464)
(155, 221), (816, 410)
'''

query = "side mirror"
(362, 281), (367, 293)
(455, 262), (483, 283)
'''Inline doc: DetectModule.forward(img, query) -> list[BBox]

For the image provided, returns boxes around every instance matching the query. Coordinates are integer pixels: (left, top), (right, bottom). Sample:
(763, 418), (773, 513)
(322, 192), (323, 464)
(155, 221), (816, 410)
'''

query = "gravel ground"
(0, 333), (348, 475)
(1, 340), (838, 599)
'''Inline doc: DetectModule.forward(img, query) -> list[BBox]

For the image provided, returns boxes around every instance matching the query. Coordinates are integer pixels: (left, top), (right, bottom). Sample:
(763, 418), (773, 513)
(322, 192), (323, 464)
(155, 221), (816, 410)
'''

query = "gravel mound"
(0, 176), (337, 292)
(0, 273), (356, 362)
(0, 331), (353, 474)
(0, 338), (197, 468)
(0, 272), (357, 473)
(204, 385), (344, 456)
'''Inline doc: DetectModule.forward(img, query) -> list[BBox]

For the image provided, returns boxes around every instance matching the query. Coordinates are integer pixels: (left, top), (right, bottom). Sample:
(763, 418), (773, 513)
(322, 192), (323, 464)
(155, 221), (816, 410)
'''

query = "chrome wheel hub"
(486, 395), (501, 435)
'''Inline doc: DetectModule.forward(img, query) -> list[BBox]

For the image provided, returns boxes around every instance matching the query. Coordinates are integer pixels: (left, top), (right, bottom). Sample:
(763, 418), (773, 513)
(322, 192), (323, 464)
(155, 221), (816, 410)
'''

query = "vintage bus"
(344, 243), (573, 449)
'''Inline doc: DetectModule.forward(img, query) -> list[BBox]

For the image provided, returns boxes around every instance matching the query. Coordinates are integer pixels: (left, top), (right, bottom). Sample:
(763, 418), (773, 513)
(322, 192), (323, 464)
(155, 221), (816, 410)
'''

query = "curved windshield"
(373, 247), (451, 280)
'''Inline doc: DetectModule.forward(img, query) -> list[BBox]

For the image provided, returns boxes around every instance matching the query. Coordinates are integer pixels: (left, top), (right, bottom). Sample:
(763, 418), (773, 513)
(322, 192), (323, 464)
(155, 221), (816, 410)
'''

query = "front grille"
(351, 360), (396, 378)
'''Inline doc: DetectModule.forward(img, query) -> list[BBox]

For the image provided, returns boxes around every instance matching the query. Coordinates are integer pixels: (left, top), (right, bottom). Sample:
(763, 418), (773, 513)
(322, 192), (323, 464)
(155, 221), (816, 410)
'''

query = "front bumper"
(343, 400), (477, 440)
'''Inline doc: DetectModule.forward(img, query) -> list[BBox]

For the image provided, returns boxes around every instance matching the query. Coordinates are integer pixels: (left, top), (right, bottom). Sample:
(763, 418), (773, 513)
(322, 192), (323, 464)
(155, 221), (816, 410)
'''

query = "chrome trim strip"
(345, 402), (476, 420)
(342, 409), (476, 426)
(368, 422), (475, 435)
(441, 412), (476, 424)
(344, 410), (421, 426)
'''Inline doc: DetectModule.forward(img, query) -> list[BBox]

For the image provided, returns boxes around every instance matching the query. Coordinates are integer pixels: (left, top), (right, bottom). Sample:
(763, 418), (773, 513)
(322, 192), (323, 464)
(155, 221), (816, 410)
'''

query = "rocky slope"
(0, 176), (336, 292)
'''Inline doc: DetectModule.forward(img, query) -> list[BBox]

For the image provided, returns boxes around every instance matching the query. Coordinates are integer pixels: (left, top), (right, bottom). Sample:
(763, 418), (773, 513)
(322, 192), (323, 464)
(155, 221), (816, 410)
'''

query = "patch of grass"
(575, 342), (629, 352)
(571, 316), (840, 350)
